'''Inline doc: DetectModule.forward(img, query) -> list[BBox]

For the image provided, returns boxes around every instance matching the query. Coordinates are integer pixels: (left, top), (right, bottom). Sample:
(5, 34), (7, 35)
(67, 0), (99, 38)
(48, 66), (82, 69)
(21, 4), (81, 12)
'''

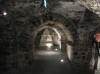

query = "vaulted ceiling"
(0, 0), (100, 17)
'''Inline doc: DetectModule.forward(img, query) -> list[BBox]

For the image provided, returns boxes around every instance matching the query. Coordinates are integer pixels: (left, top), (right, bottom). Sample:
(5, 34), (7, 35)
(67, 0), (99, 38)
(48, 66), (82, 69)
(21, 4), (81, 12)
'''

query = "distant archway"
(33, 21), (73, 61)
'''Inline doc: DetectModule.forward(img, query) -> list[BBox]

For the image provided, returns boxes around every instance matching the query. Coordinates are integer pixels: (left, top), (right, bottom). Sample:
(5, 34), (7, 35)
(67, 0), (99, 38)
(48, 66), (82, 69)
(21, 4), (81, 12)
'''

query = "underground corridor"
(1, 0), (100, 74)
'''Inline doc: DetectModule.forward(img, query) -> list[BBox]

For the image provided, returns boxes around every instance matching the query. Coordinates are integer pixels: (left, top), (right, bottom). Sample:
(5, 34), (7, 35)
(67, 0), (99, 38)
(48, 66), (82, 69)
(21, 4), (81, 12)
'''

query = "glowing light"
(46, 43), (53, 48)
(44, 0), (47, 8)
(3, 11), (7, 16)
(60, 59), (64, 63)
(55, 49), (58, 51)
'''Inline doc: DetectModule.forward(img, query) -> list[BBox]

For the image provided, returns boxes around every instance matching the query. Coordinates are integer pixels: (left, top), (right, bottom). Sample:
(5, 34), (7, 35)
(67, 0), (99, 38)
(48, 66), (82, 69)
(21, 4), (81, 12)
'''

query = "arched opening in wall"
(35, 27), (61, 51)
(33, 21), (73, 61)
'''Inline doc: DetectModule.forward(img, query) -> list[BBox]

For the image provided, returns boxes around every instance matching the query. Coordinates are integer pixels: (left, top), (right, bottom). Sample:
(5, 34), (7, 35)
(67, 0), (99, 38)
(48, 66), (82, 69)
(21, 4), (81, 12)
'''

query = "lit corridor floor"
(4, 58), (92, 74)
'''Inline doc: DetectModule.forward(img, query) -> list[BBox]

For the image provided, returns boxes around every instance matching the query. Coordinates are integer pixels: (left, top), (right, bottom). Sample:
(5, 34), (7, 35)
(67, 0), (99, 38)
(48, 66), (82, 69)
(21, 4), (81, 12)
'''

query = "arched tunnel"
(0, 0), (100, 74)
